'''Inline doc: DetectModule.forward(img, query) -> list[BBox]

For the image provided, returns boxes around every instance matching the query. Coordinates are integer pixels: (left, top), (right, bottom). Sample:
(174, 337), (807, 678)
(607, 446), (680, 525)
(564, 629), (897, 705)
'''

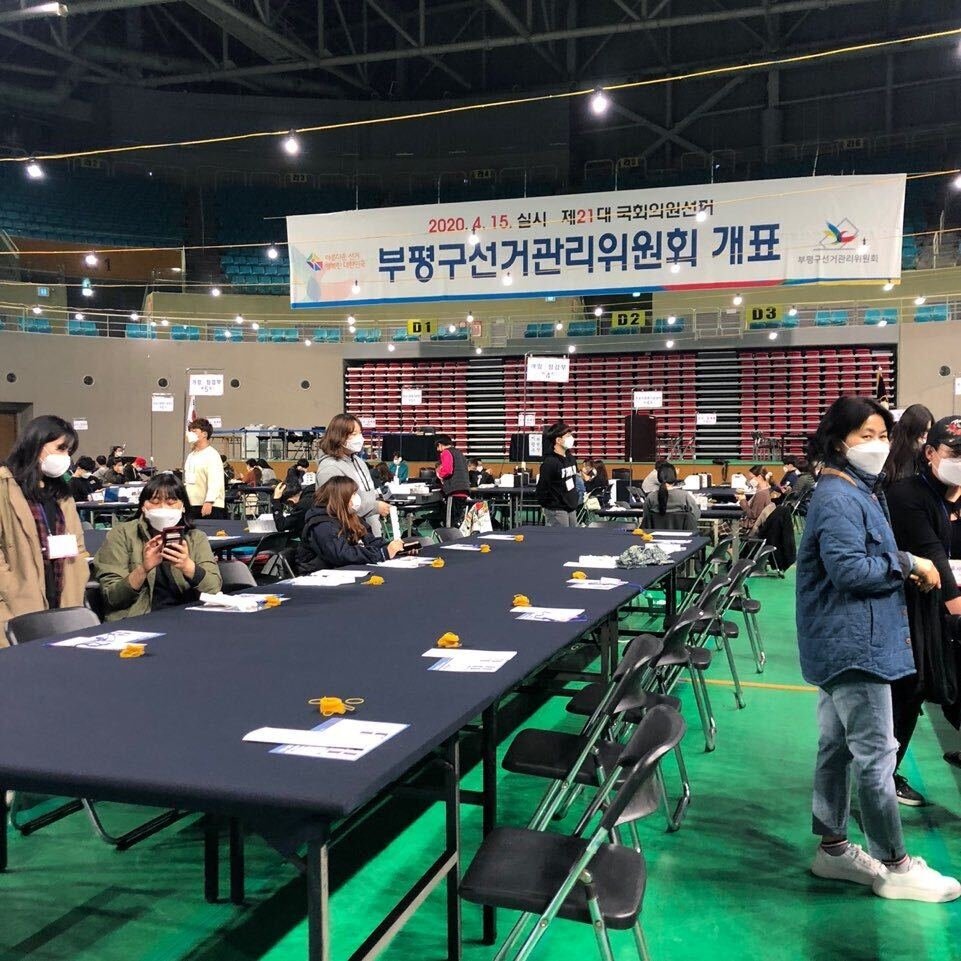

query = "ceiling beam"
(608, 101), (709, 157)
(0, 22), (125, 80)
(483, 0), (565, 77)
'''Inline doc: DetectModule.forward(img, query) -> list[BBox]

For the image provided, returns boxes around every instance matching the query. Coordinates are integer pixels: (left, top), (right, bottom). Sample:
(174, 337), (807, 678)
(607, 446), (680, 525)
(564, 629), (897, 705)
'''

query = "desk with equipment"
(0, 527), (706, 961)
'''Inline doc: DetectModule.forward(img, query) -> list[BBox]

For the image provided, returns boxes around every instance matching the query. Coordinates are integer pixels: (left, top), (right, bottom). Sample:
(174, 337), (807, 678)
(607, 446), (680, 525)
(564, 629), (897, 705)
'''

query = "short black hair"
(296, 458), (309, 469)
(109, 456), (125, 469)
(96, 455), (107, 466)
(246, 458), (258, 467)
(189, 418), (213, 439)
(137, 472), (195, 528)
(435, 433), (452, 447)
(544, 422), (572, 444)
(76, 456), (96, 472)
(810, 396), (893, 465)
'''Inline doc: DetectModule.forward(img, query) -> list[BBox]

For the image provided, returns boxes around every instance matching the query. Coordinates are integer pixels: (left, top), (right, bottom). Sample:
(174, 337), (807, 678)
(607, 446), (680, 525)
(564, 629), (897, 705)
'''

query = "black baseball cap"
(927, 416), (961, 451)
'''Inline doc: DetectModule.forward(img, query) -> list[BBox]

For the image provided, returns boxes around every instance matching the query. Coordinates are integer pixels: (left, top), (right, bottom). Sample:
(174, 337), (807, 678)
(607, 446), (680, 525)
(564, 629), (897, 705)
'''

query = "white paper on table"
(188, 592), (288, 613)
(422, 648), (517, 672)
(290, 570), (369, 587)
(511, 606), (585, 622)
(375, 556), (436, 569)
(567, 577), (628, 591)
(653, 543), (688, 554)
(650, 530), (694, 538)
(440, 543), (484, 552)
(50, 629), (163, 651)
(246, 718), (409, 762)
(389, 505), (401, 539)
(563, 555), (619, 569)
(479, 533), (522, 540)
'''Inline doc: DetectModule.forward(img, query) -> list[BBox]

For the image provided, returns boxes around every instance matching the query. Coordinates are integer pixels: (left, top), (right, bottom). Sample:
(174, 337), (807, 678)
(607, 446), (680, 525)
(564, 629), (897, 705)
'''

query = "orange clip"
(309, 696), (365, 717)
(479, 544), (491, 553)
(571, 571), (588, 580)
(512, 593), (531, 608)
(431, 558), (445, 568)
(632, 528), (654, 541)
(363, 575), (385, 586)
(215, 530), (228, 537)
(514, 534), (525, 542)
(437, 632), (461, 648)
(264, 595), (282, 608)
(119, 643), (146, 658)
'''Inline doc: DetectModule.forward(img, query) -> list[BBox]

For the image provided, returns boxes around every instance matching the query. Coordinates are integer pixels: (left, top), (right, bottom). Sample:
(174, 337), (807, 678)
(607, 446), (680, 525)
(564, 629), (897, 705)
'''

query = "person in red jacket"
(435, 434), (470, 528)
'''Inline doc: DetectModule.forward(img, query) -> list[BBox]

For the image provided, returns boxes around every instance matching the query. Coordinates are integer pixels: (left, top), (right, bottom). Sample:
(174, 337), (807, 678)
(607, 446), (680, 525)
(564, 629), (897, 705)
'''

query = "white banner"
(526, 356), (570, 383)
(696, 412), (718, 426)
(359, 416), (377, 429)
(517, 411), (536, 427)
(401, 388), (423, 406)
(633, 390), (663, 410)
(208, 416), (223, 429)
(528, 433), (543, 457)
(73, 419), (88, 431)
(287, 174), (905, 308)
(151, 393), (175, 413)
(188, 373), (224, 397)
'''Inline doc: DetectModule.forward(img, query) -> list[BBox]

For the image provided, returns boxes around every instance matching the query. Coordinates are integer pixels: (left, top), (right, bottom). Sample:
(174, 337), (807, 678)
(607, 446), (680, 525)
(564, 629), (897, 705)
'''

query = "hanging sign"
(633, 390), (663, 409)
(406, 319), (433, 336)
(528, 433), (543, 457)
(696, 412), (718, 426)
(401, 388), (423, 406)
(152, 393), (175, 413)
(526, 356), (570, 383)
(188, 373), (224, 396)
(288, 174), (906, 308)
(208, 416), (223, 429)
(359, 416), (377, 429)
(73, 419), (88, 431)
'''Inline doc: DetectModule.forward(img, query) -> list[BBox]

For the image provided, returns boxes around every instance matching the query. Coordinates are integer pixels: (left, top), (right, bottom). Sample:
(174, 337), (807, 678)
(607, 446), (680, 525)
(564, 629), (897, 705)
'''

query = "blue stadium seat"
(21, 317), (51, 334)
(257, 327), (300, 343)
(914, 304), (949, 323)
(313, 328), (343, 343)
(213, 328), (238, 342)
(653, 317), (685, 334)
(430, 329), (469, 341)
(814, 310), (834, 327)
(171, 325), (201, 341)
(392, 329), (419, 341)
(67, 319), (98, 336)
(125, 323), (156, 339)
(354, 328), (383, 343)
(567, 321), (597, 337)
(864, 308), (898, 326)
(610, 325), (637, 335)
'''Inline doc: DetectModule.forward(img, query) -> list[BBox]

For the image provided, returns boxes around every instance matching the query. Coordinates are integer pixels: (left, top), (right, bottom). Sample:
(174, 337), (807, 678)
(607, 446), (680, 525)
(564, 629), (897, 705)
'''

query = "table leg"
(481, 704), (498, 945)
(229, 818), (245, 904)
(203, 815), (219, 903)
(306, 840), (330, 961)
(664, 567), (678, 622)
(444, 737), (463, 961)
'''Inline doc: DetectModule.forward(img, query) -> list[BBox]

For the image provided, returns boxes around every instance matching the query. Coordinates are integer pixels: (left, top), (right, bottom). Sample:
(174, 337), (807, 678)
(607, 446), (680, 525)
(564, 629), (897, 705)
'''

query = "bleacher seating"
(814, 310), (849, 327)
(256, 327), (300, 343)
(567, 321), (597, 337)
(354, 328), (383, 343)
(653, 317), (686, 334)
(392, 329), (420, 341)
(313, 328), (343, 344)
(66, 318), (99, 336)
(523, 323), (555, 338)
(21, 317), (52, 334)
(914, 304), (949, 323)
(171, 325), (201, 341)
(864, 308), (899, 326)
(430, 328), (469, 342)
(213, 328), (238, 342)
(125, 323), (156, 339)
(609, 325), (637, 335)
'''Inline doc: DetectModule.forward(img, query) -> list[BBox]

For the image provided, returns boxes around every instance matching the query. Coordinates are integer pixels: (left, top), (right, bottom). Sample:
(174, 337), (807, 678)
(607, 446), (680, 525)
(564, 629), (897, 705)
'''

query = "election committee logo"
(818, 219), (859, 248)
(306, 252), (324, 272)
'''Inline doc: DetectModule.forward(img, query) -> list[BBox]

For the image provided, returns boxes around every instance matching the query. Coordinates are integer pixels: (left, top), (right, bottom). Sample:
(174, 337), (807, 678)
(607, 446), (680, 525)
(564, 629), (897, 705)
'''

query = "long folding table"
(0, 527), (706, 961)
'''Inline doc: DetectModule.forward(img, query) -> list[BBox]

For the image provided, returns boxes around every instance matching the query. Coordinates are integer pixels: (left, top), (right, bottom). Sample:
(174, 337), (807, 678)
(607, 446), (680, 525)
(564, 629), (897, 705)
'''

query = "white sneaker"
(811, 844), (886, 886)
(872, 858), (961, 903)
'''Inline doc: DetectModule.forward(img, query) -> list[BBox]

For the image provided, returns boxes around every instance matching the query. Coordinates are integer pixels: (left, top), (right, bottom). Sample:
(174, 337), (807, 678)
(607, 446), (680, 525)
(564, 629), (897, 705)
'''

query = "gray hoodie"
(315, 452), (383, 536)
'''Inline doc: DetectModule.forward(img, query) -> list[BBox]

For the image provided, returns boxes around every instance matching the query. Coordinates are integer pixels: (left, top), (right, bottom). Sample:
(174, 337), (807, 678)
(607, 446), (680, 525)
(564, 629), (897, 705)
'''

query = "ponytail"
(655, 462), (679, 515)
(657, 482), (669, 515)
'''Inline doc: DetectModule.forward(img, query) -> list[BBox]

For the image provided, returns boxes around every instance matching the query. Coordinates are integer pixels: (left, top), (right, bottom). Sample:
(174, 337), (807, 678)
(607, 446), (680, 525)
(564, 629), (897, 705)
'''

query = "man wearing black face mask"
(536, 421), (579, 527)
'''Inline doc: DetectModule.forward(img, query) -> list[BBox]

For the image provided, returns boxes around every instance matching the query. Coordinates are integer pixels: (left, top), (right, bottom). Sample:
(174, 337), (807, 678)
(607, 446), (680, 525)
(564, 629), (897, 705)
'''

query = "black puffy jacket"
(294, 506), (388, 574)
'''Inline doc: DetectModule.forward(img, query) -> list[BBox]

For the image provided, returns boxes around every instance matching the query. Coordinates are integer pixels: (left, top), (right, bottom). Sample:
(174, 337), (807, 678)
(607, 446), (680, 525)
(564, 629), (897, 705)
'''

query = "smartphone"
(399, 538), (421, 557)
(161, 525), (187, 549)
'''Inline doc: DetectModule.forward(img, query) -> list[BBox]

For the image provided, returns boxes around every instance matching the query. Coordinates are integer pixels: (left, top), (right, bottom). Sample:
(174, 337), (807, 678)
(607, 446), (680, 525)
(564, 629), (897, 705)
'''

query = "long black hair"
(137, 472), (195, 529)
(4, 415), (78, 502)
(884, 402), (934, 485)
(809, 396), (894, 467)
(656, 462), (679, 514)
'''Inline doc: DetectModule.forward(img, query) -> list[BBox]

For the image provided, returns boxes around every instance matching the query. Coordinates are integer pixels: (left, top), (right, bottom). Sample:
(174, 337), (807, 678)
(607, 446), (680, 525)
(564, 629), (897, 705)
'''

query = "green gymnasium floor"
(4, 569), (961, 961)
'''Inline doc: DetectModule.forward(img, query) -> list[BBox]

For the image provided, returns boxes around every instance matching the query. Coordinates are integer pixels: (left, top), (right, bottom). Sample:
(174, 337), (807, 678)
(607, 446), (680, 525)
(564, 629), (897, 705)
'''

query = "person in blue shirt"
(389, 453), (409, 483)
(797, 395), (958, 902)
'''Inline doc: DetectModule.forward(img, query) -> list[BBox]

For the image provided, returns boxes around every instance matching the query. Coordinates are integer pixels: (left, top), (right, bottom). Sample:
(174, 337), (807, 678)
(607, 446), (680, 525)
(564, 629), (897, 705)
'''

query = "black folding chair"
(219, 559), (259, 592)
(246, 531), (294, 583)
(4, 607), (189, 849)
(433, 526), (465, 543)
(461, 706), (685, 961)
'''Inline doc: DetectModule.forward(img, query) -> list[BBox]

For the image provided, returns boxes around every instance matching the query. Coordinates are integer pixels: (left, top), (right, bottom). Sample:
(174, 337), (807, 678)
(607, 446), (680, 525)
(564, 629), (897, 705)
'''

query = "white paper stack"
(194, 592), (267, 612)
(290, 570), (369, 587)
(422, 648), (517, 672)
(563, 555), (619, 569)
(567, 577), (628, 591)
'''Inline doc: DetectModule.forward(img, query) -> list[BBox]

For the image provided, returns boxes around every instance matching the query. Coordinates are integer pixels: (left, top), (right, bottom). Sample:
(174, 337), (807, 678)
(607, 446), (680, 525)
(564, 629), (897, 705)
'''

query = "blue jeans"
(812, 673), (906, 862)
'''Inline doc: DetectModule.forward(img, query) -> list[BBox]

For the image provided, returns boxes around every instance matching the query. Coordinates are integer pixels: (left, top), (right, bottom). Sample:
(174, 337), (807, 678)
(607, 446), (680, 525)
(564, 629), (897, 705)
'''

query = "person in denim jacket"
(798, 396), (959, 902)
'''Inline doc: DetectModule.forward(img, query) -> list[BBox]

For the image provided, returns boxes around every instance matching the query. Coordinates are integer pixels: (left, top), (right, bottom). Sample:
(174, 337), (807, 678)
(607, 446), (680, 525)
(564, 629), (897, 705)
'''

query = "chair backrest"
(433, 526), (464, 543)
(657, 606), (716, 661)
(646, 509), (698, 532)
(84, 580), (106, 621)
(219, 560), (258, 591)
(604, 633), (665, 716)
(5, 605), (101, 645)
(600, 705), (687, 829)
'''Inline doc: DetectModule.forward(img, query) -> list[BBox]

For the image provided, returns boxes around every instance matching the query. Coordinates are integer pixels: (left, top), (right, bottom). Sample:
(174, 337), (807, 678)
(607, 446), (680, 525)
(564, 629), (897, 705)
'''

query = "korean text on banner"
(152, 393), (175, 413)
(287, 174), (906, 308)
(401, 388), (423, 406)
(633, 390), (663, 410)
(188, 373), (224, 397)
(696, 412), (718, 426)
(526, 356), (570, 383)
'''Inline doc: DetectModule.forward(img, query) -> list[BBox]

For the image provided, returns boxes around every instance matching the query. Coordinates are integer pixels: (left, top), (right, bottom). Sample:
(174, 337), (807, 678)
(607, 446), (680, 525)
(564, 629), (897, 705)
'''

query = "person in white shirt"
(641, 457), (668, 495)
(184, 418), (226, 519)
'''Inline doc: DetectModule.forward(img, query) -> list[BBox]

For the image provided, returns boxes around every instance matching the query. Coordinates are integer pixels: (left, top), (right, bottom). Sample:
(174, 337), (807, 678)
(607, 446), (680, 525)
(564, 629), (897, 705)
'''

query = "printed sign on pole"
(517, 411), (536, 427)
(696, 412), (718, 426)
(526, 356), (570, 383)
(401, 388), (423, 406)
(188, 373), (224, 397)
(359, 416), (377, 429)
(208, 416), (223, 429)
(73, 419), (88, 431)
(633, 390), (663, 409)
(955, 377), (961, 397)
(528, 433), (543, 457)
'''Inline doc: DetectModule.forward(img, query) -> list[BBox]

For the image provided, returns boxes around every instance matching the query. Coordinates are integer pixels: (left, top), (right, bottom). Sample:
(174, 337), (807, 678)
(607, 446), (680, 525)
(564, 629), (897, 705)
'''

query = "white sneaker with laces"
(872, 858), (961, 903)
(811, 844), (886, 886)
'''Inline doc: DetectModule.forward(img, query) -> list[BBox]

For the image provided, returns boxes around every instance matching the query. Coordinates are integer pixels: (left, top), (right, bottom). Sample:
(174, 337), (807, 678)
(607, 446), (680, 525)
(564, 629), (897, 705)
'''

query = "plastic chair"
(461, 706), (685, 961)
(433, 526), (465, 543)
(219, 559), (259, 592)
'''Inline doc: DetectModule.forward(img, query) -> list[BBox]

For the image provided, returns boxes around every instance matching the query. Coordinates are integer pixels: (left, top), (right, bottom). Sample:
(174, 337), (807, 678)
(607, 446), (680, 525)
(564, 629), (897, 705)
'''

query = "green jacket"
(93, 517), (222, 622)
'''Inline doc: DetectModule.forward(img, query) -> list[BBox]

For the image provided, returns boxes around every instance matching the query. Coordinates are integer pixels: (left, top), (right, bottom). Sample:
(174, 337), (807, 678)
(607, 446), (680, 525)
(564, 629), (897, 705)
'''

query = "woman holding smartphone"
(94, 473), (221, 621)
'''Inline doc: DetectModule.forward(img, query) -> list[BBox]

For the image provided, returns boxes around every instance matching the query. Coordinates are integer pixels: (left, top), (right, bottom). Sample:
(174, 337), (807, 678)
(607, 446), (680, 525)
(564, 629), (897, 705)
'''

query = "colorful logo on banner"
(820, 220), (859, 248)
(306, 253), (324, 272)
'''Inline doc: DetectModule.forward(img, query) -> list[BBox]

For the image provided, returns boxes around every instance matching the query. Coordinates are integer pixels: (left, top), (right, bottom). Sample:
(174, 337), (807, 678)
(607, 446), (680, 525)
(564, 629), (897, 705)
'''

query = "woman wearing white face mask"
(535, 421), (579, 527)
(796, 396), (959, 903)
(294, 477), (404, 573)
(887, 415), (961, 803)
(315, 413), (391, 538)
(93, 473), (221, 621)
(0, 415), (88, 642)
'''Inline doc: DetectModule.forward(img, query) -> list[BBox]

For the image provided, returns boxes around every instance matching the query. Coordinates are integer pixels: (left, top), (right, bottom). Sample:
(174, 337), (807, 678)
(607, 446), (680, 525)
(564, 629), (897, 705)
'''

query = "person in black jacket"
(274, 482), (315, 539)
(294, 477), (404, 574)
(69, 456), (101, 501)
(535, 421), (578, 526)
(887, 415), (961, 806)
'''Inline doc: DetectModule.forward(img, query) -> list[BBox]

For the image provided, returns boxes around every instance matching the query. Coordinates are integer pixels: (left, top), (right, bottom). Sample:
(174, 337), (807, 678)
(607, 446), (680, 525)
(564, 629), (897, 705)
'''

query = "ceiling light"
(283, 132), (300, 156)
(31, 305), (42, 315)
(555, 322), (563, 330)
(266, 246), (279, 260)
(348, 325), (356, 333)
(234, 314), (244, 324)
(74, 312), (84, 321)
(878, 319), (888, 327)
(347, 314), (355, 324)
(81, 287), (93, 298)
(593, 306), (603, 317)
(590, 88), (609, 115)
(695, 209), (708, 223)
(953, 174), (961, 190)
(171, 266), (182, 273)
(732, 294), (743, 306)
(25, 159), (43, 179)
(211, 287), (221, 297)
(502, 272), (513, 286)
(251, 321), (260, 331)
(914, 295), (926, 306)
(351, 279), (360, 294)
(631, 291), (640, 298)
(468, 231), (480, 246)
(568, 344), (576, 353)
(448, 324), (457, 334)
(466, 310), (474, 323)
(787, 305), (798, 317)
(84, 252), (98, 267)
(129, 311), (139, 321)
(666, 339), (675, 348)
(475, 347), (483, 355)
(768, 331), (778, 340)
(160, 318), (169, 326)
(388, 343), (396, 352)
(150, 321), (157, 327)
(224, 329), (232, 339)
(669, 263), (680, 274)
(304, 338), (312, 346)
(882, 282), (894, 292)
(667, 315), (676, 325)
